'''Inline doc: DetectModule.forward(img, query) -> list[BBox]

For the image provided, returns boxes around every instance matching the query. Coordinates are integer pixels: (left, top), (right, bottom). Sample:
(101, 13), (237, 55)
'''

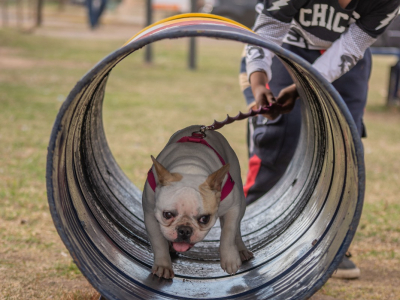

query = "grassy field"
(0, 26), (399, 300)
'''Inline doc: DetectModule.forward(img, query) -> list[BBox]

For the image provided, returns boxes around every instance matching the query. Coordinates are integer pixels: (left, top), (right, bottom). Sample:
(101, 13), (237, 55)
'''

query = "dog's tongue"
(172, 242), (193, 252)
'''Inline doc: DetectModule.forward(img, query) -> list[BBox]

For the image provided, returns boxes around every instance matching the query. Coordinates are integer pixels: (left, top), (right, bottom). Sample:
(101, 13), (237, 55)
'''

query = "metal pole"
(188, 0), (196, 69)
(145, 0), (152, 63)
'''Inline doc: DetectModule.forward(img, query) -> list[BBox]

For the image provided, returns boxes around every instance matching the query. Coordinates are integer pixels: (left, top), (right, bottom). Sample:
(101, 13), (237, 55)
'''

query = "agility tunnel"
(46, 14), (365, 299)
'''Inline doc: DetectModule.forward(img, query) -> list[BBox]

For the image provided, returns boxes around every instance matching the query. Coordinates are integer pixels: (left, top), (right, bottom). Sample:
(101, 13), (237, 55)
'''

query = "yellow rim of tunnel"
(123, 13), (253, 46)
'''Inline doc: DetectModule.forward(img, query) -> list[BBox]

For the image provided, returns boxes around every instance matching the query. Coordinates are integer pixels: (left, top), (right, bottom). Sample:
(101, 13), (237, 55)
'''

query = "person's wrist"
(290, 84), (298, 94)
(250, 71), (268, 88)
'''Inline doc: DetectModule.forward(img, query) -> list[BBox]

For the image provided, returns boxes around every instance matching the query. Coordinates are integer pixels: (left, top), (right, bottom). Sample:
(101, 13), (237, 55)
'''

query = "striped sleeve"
(312, 23), (376, 82)
(245, 13), (291, 82)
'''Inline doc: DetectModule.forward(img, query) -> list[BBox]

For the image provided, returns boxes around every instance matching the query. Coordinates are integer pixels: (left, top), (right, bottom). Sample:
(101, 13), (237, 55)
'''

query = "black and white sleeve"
(312, 23), (376, 82)
(245, 0), (309, 82)
(245, 12), (292, 82)
(313, 2), (400, 82)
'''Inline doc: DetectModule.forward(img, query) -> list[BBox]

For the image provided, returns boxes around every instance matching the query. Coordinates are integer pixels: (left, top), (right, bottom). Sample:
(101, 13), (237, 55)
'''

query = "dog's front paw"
(239, 249), (254, 261)
(220, 250), (242, 275)
(152, 260), (175, 279)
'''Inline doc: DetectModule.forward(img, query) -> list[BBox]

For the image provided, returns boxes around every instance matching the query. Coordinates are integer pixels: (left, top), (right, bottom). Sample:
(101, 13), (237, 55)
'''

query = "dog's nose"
(177, 225), (193, 240)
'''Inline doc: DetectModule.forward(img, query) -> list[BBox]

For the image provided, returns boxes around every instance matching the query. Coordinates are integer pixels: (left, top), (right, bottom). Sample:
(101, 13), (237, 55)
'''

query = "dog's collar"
(147, 133), (235, 201)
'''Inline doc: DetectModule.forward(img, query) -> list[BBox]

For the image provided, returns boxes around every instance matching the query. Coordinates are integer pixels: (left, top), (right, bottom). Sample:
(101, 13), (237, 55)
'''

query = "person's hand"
(250, 71), (281, 120)
(276, 84), (299, 114)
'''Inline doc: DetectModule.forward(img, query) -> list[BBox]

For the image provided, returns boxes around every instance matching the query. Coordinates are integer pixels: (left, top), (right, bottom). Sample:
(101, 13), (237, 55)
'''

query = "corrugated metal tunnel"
(46, 14), (365, 300)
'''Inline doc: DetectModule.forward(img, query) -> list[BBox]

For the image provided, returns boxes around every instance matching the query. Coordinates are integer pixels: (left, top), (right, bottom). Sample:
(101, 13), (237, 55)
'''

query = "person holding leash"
(240, 0), (400, 279)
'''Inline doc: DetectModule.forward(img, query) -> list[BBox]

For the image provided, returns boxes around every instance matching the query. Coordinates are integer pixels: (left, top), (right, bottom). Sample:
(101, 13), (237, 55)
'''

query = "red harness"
(147, 133), (235, 201)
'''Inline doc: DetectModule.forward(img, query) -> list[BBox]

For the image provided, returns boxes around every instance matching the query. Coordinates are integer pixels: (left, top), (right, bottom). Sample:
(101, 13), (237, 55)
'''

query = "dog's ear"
(205, 164), (230, 192)
(199, 164), (230, 212)
(151, 155), (182, 186)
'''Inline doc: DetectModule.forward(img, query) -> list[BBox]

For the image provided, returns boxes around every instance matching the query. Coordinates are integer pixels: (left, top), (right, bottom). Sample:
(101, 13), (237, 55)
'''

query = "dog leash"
(197, 105), (273, 136)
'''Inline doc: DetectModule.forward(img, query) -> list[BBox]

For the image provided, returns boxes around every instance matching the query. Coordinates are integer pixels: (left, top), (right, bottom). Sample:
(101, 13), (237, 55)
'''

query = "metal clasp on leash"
(192, 125), (215, 138)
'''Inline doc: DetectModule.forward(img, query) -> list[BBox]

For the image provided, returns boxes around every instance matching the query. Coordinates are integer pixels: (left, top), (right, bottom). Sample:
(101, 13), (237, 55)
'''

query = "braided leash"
(198, 105), (272, 136)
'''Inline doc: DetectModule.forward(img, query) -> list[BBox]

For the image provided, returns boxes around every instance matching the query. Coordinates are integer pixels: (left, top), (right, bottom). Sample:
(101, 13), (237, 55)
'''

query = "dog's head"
(150, 156), (229, 253)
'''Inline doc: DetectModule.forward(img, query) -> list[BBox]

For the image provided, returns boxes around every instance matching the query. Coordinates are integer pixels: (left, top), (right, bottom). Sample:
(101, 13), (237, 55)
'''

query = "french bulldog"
(142, 125), (253, 279)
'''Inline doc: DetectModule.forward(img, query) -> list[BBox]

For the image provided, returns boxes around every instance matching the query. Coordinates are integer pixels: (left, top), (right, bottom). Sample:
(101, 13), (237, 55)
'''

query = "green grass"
(54, 261), (82, 279)
(0, 26), (400, 299)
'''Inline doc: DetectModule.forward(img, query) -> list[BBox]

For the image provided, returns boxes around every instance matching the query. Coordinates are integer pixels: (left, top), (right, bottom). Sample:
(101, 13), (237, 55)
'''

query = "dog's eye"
(163, 211), (174, 220)
(198, 215), (210, 225)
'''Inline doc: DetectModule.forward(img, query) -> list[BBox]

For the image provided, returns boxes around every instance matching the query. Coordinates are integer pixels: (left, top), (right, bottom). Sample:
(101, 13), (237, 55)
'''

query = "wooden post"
(36, 0), (43, 27)
(144, 0), (152, 63)
(1, 0), (8, 27)
(16, 0), (23, 28)
(188, 0), (196, 70)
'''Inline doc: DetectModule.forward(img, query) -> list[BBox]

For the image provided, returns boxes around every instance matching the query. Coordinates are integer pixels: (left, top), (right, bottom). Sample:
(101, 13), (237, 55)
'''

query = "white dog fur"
(142, 125), (253, 279)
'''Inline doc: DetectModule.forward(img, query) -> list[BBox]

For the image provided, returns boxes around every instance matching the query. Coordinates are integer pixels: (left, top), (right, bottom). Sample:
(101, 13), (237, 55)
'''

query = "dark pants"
(241, 43), (372, 204)
(87, 0), (107, 29)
